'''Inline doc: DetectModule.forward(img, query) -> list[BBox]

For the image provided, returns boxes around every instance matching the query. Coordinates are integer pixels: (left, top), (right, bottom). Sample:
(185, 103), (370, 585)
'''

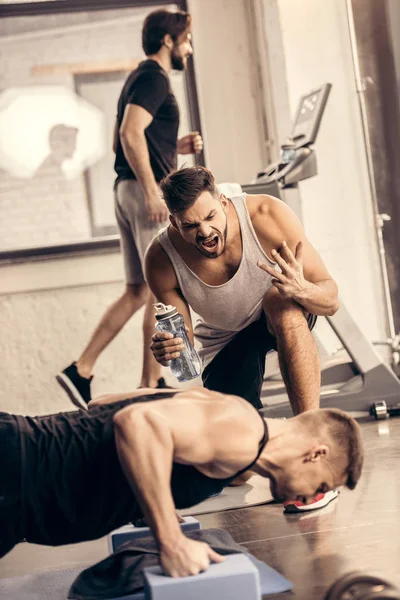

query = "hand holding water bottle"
(151, 330), (187, 366)
(151, 303), (201, 382)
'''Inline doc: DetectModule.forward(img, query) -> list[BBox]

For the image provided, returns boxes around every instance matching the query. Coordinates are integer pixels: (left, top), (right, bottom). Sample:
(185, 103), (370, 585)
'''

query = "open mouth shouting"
(200, 235), (218, 249)
(198, 234), (219, 253)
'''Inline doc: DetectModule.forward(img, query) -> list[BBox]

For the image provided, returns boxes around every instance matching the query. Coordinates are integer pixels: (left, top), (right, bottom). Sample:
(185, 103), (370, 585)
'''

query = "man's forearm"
(293, 279), (339, 316)
(120, 131), (159, 197)
(113, 408), (183, 549)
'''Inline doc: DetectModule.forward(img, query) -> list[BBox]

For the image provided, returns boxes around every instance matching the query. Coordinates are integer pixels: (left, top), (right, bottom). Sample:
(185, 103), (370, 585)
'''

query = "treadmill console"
(291, 83), (332, 149)
(253, 83), (332, 187)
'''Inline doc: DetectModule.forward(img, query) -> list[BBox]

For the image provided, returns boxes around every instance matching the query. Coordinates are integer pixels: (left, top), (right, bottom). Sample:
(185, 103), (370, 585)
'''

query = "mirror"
(0, 1), (199, 259)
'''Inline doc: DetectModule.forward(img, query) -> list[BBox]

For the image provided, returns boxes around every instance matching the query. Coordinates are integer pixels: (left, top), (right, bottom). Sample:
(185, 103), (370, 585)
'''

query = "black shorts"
(0, 413), (23, 558)
(202, 313), (317, 410)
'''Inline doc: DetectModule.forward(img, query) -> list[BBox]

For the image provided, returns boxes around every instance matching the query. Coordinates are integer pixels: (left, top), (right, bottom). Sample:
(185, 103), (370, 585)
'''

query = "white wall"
(189, 0), (267, 183)
(262, 0), (388, 351)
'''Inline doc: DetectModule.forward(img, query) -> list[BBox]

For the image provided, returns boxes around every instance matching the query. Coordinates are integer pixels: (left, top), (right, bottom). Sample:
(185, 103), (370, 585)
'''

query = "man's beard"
(171, 46), (186, 71)
(195, 223), (228, 259)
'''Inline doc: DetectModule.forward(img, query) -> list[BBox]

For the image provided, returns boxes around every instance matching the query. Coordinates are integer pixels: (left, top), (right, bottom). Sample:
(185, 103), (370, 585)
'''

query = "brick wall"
(0, 167), (90, 249)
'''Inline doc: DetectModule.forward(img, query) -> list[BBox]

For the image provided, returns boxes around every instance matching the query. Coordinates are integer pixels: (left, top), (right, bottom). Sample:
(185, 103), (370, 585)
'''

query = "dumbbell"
(370, 400), (400, 420)
(325, 572), (400, 600)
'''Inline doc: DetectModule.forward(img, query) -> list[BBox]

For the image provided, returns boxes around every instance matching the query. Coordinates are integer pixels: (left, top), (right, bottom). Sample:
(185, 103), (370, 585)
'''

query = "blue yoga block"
(108, 517), (201, 554)
(143, 553), (260, 600)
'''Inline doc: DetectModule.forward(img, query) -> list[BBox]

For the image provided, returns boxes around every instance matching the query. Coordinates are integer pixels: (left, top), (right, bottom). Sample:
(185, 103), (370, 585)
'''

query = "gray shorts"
(114, 180), (169, 285)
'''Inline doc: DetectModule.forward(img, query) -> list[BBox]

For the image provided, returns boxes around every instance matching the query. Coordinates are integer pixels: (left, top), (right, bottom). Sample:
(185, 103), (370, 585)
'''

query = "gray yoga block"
(143, 553), (261, 600)
(108, 517), (201, 553)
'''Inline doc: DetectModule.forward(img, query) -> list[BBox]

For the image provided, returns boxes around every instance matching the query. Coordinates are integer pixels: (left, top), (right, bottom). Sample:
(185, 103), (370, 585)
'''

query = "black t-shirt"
(114, 60), (180, 185)
(15, 393), (226, 547)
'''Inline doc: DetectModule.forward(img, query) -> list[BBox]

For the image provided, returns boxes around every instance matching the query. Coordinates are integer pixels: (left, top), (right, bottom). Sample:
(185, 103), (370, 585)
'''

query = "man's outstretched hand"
(257, 240), (311, 299)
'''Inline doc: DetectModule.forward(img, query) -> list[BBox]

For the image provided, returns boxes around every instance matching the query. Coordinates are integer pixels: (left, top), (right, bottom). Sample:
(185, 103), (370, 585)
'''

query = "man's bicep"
(271, 199), (333, 283)
(285, 227), (333, 283)
(163, 290), (194, 332)
(144, 242), (172, 298)
(120, 103), (153, 138)
(144, 244), (194, 331)
(300, 239), (333, 283)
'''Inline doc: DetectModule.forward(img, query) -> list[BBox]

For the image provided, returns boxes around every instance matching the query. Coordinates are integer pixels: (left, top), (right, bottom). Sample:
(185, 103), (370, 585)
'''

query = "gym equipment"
(108, 516), (201, 554)
(243, 82), (332, 216)
(243, 83), (400, 417)
(370, 400), (400, 420)
(261, 300), (400, 417)
(143, 554), (260, 600)
(324, 571), (400, 600)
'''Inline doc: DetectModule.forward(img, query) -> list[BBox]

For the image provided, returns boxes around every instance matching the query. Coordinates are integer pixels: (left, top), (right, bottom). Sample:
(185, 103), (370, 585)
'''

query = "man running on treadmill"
(0, 387), (363, 577)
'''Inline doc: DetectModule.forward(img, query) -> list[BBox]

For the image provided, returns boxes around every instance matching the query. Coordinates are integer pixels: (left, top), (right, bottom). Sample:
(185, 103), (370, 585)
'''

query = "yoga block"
(108, 517), (201, 554)
(143, 553), (260, 600)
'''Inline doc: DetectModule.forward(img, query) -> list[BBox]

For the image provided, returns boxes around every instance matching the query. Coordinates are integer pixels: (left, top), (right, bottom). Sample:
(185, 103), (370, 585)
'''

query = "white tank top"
(157, 194), (277, 368)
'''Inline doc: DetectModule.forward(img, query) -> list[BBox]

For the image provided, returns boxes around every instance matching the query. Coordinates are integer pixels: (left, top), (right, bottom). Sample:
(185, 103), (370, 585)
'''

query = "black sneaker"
(156, 377), (174, 389)
(56, 363), (92, 409)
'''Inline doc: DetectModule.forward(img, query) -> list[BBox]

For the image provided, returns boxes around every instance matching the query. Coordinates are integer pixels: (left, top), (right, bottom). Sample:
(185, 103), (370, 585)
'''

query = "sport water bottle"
(280, 137), (297, 164)
(154, 303), (201, 382)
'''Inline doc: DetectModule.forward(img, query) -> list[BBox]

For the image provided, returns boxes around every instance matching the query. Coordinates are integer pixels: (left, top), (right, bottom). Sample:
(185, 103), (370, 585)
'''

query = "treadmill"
(243, 83), (400, 417)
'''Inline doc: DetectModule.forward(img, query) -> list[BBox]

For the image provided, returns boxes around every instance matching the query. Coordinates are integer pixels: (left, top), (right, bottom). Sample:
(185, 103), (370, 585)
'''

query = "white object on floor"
(284, 489), (339, 513)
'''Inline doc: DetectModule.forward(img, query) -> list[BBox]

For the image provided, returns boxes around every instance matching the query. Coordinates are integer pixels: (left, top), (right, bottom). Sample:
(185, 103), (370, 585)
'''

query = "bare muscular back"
(115, 387), (267, 480)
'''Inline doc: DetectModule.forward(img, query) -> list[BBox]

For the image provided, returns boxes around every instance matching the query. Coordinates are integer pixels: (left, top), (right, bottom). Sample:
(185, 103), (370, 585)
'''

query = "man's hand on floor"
(160, 536), (225, 577)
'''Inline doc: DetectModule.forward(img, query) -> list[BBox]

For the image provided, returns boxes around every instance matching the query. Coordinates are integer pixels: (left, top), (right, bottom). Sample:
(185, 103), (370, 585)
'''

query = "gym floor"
(0, 416), (399, 599)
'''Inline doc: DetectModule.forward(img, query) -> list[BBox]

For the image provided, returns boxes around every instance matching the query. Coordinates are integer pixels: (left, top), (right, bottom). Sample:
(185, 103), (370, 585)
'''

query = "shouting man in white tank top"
(145, 166), (340, 513)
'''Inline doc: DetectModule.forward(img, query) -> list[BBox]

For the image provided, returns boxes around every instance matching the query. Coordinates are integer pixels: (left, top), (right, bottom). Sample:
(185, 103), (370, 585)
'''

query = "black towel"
(68, 528), (248, 600)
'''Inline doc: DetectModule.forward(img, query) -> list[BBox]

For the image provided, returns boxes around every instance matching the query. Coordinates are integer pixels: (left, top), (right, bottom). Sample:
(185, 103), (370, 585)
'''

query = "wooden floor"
(200, 416), (400, 599)
(1, 416), (400, 599)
